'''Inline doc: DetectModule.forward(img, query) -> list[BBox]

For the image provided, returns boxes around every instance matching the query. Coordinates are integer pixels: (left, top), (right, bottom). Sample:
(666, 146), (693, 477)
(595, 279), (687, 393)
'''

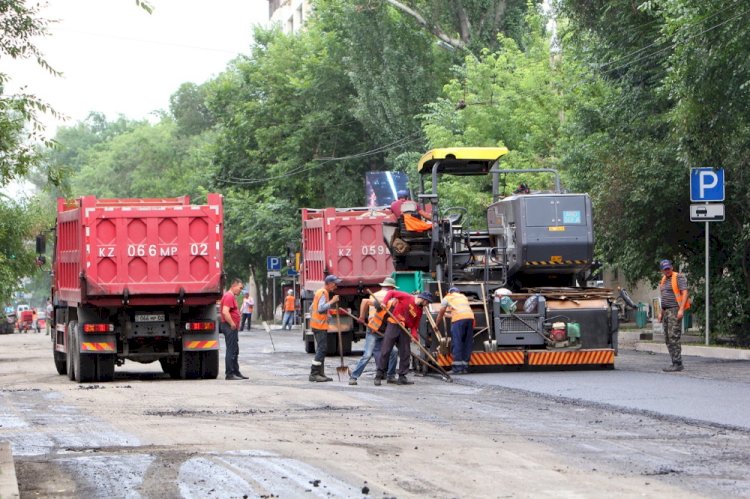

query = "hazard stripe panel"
(526, 260), (588, 266)
(527, 349), (615, 366)
(437, 351), (525, 367)
(81, 342), (115, 352)
(184, 340), (218, 350)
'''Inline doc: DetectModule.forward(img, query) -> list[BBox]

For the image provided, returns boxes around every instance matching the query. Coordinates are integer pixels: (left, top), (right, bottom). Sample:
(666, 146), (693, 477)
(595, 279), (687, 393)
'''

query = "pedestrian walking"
(281, 290), (296, 330)
(435, 287), (475, 374)
(239, 292), (254, 331)
(348, 278), (398, 385)
(45, 299), (53, 336)
(308, 275), (341, 382)
(657, 259), (690, 372)
(221, 278), (248, 380)
(374, 290), (435, 386)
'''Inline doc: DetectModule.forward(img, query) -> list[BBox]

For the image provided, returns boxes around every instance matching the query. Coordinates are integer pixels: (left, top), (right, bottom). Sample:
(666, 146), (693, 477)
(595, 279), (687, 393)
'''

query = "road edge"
(0, 442), (19, 499)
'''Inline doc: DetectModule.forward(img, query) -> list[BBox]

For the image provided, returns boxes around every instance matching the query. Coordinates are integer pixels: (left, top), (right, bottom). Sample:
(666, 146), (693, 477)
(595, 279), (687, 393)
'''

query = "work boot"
(374, 369), (385, 386)
(319, 361), (333, 382)
(397, 375), (414, 385)
(348, 377), (358, 386)
(386, 376), (397, 384)
(309, 364), (330, 382)
(663, 363), (684, 372)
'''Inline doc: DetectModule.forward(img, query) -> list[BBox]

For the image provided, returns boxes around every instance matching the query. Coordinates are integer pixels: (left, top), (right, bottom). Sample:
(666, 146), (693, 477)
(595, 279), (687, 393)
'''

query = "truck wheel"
(341, 332), (353, 356)
(159, 358), (180, 378)
(200, 350), (219, 379)
(97, 354), (116, 382)
(53, 349), (67, 375)
(305, 339), (315, 354)
(180, 351), (200, 379)
(72, 323), (97, 383)
(66, 321), (77, 381)
(326, 334), (338, 356)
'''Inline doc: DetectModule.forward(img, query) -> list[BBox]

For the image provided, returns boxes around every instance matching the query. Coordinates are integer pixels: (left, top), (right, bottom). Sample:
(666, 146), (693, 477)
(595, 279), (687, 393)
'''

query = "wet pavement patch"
(145, 408), (270, 417)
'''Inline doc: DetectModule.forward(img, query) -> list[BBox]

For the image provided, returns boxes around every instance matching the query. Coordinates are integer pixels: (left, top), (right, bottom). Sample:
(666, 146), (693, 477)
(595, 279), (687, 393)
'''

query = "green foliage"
(561, 0), (750, 341)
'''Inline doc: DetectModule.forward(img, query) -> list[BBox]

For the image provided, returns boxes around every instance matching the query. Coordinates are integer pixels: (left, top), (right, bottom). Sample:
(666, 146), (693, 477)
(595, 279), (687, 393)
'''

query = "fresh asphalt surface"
(466, 362), (750, 430)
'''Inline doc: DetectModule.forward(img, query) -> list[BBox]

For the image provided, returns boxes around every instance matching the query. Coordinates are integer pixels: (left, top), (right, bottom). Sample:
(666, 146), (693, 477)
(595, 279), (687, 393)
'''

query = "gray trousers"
(312, 328), (327, 365)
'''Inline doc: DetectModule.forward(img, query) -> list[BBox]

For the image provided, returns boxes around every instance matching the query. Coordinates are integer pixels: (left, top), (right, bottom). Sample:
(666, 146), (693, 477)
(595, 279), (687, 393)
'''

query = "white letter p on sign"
(699, 171), (718, 198)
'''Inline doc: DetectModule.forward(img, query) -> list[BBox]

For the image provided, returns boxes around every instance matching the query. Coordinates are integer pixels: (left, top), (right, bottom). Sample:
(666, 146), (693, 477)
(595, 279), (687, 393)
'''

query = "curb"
(0, 442), (19, 499)
(619, 329), (750, 361)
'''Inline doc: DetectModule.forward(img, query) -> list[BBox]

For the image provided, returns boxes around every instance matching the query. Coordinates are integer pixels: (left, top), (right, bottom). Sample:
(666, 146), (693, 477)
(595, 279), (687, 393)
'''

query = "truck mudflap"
(436, 348), (615, 367)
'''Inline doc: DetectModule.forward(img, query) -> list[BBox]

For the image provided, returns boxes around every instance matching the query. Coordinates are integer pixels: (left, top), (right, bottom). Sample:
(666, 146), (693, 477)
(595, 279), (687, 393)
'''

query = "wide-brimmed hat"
(378, 277), (398, 288)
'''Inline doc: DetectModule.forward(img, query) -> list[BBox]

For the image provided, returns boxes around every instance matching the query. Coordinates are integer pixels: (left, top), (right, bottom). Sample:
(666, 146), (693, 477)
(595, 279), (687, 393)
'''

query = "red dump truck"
(51, 194), (224, 382)
(299, 207), (395, 355)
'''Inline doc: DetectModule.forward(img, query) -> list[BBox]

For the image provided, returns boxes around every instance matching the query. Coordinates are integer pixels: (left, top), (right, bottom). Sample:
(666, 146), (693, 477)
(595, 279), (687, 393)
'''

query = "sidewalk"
(619, 329), (750, 361)
(0, 442), (19, 499)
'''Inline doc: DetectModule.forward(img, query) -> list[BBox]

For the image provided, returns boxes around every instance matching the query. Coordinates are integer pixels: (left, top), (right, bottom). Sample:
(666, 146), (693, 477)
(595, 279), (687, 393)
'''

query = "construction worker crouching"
(435, 287), (475, 374)
(308, 275), (341, 382)
(374, 290), (435, 386)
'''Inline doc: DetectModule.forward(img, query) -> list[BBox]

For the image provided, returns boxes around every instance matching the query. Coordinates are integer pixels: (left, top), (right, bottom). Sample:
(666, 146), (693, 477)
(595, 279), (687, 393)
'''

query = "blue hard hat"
(448, 287), (460, 293)
(397, 189), (409, 199)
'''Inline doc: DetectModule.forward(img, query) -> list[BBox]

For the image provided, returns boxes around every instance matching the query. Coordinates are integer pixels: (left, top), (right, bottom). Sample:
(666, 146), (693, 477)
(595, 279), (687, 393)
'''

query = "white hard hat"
(287, 289), (294, 295)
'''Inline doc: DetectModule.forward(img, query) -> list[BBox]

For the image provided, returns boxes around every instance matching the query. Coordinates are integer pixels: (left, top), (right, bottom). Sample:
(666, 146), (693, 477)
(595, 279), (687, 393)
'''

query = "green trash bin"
(635, 303), (648, 328)
(683, 309), (692, 329)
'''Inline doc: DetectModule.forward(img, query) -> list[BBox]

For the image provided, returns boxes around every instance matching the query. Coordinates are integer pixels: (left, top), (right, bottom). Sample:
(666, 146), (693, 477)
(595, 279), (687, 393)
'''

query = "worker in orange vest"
(435, 287), (476, 374)
(308, 275), (341, 382)
(657, 259), (690, 372)
(281, 290), (296, 330)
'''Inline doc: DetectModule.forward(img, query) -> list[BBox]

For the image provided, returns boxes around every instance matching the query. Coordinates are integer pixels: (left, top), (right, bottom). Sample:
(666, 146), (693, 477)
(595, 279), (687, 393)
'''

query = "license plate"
(135, 314), (165, 322)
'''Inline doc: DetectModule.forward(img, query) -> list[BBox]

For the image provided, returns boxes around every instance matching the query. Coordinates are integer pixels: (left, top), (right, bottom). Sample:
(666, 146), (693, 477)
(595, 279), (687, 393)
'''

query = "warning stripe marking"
(527, 349), (615, 366)
(437, 351), (525, 367)
(184, 340), (218, 350)
(437, 349), (614, 367)
(526, 260), (588, 266)
(81, 342), (115, 352)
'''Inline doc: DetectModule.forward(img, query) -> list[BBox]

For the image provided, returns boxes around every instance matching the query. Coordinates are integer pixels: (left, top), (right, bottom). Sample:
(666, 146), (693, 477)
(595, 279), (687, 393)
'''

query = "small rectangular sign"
(690, 168), (725, 202)
(135, 314), (165, 322)
(690, 203), (724, 222)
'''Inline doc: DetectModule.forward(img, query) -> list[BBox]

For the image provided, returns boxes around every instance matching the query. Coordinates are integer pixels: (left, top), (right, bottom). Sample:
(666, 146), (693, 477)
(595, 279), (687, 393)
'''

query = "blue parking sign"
(266, 256), (281, 271)
(690, 168), (725, 202)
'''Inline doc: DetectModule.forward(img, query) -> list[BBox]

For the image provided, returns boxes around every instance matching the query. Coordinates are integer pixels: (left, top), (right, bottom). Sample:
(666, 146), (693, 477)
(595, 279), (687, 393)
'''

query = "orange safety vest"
(660, 272), (691, 310)
(404, 213), (432, 232)
(284, 295), (295, 312)
(444, 292), (474, 321)
(310, 288), (329, 331)
(368, 298), (395, 333)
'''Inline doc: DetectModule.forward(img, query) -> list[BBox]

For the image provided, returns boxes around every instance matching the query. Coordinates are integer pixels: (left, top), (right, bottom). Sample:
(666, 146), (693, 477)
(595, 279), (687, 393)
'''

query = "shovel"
(333, 304), (350, 381)
(480, 283), (497, 352)
(261, 321), (276, 352)
(424, 308), (450, 356)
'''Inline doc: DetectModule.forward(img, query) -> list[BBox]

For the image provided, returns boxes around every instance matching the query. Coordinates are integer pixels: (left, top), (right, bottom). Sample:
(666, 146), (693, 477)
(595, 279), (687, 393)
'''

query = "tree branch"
(381, 0), (466, 50)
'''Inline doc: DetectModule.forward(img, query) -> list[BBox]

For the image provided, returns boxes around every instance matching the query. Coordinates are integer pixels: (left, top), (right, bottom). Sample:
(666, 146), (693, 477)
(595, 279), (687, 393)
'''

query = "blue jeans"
(282, 311), (294, 329)
(350, 330), (396, 380)
(451, 319), (474, 372)
(239, 313), (252, 331)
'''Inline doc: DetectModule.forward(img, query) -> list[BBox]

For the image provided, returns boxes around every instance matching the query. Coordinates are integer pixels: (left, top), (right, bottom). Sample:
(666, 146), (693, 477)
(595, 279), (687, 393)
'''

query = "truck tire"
(159, 358), (180, 378)
(53, 348), (67, 375)
(97, 354), (116, 382)
(66, 322), (77, 381)
(341, 332), (353, 356)
(180, 351), (201, 379)
(326, 334), (338, 356)
(305, 339), (315, 354)
(200, 350), (219, 379)
(71, 323), (97, 383)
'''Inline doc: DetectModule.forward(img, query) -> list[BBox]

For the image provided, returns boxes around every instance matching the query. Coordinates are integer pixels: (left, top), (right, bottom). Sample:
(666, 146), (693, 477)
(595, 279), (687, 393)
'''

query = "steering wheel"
(441, 206), (468, 225)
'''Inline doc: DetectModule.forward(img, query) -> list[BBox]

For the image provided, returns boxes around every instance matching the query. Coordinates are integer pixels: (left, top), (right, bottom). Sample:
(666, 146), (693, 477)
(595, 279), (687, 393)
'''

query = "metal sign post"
(690, 168), (725, 346)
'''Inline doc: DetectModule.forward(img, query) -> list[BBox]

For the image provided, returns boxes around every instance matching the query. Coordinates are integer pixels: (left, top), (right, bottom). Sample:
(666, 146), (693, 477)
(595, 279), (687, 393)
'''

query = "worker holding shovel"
(373, 290), (435, 386)
(308, 275), (341, 382)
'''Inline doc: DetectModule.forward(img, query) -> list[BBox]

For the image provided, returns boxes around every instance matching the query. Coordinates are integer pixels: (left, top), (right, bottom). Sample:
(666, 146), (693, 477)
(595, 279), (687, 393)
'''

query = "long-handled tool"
(261, 321), (276, 352)
(424, 308), (450, 356)
(333, 304), (350, 381)
(366, 289), (452, 382)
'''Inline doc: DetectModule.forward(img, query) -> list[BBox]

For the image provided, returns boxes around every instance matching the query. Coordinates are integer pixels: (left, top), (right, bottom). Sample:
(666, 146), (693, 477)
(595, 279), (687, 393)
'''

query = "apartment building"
(268, 0), (311, 33)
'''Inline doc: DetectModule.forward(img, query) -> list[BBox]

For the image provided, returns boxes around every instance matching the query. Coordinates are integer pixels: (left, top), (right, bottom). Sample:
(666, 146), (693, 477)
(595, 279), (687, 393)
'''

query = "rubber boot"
(319, 361), (333, 382)
(374, 369), (385, 386)
(309, 364), (330, 382)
